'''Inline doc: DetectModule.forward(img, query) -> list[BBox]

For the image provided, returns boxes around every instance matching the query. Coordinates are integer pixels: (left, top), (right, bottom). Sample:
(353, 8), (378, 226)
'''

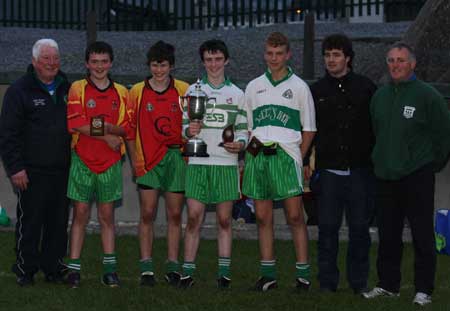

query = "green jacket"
(370, 79), (450, 180)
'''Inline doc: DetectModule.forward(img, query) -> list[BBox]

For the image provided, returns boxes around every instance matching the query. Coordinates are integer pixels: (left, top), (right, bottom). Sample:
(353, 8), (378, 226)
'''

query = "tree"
(403, 0), (450, 82)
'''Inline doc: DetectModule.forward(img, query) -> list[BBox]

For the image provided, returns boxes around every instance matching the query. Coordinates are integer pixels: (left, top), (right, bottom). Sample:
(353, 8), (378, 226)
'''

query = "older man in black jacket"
(0, 38), (71, 286)
(308, 34), (377, 294)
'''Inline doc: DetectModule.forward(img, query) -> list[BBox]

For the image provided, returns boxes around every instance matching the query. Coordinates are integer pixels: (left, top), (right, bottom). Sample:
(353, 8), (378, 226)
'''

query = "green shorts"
(136, 148), (186, 192)
(185, 165), (240, 204)
(242, 146), (303, 200)
(67, 152), (122, 203)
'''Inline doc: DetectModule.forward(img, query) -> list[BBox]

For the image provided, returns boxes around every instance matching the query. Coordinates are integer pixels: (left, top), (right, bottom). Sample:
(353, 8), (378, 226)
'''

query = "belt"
(167, 144), (182, 149)
(246, 137), (278, 157)
(262, 143), (278, 156)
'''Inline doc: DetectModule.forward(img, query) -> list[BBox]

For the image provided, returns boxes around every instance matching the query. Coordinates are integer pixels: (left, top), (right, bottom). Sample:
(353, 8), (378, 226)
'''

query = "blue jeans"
(316, 168), (374, 291)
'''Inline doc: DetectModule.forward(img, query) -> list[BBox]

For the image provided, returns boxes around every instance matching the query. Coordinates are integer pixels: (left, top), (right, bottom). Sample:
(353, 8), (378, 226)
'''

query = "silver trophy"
(179, 79), (216, 157)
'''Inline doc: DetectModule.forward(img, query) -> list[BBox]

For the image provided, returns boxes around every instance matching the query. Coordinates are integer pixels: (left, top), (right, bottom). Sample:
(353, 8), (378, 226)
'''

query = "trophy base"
(183, 138), (209, 157)
(182, 151), (210, 157)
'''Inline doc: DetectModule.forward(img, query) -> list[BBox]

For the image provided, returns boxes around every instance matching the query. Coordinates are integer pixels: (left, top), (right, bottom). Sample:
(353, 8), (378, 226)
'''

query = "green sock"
(182, 262), (196, 277)
(103, 253), (117, 274)
(296, 262), (310, 281)
(218, 257), (231, 278)
(68, 258), (81, 272)
(166, 260), (179, 274)
(260, 260), (276, 279)
(140, 258), (153, 274)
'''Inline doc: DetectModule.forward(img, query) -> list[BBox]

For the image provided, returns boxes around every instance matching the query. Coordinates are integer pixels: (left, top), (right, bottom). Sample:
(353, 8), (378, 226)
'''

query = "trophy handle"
(178, 96), (189, 114)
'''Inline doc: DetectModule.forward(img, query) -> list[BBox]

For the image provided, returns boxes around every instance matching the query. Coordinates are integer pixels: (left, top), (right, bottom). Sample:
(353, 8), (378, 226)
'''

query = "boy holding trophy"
(65, 41), (132, 288)
(180, 39), (248, 289)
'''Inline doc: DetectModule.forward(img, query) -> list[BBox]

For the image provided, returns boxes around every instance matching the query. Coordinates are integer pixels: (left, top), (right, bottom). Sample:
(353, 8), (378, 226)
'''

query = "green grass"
(0, 231), (449, 311)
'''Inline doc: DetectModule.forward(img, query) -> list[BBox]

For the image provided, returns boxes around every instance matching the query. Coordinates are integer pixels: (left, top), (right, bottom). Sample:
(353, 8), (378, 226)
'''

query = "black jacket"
(310, 71), (377, 170)
(0, 65), (71, 176)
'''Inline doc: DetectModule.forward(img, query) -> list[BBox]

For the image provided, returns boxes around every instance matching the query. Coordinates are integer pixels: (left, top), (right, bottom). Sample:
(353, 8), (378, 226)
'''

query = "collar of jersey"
(145, 75), (174, 94)
(265, 66), (293, 87)
(86, 75), (113, 92)
(201, 75), (231, 89)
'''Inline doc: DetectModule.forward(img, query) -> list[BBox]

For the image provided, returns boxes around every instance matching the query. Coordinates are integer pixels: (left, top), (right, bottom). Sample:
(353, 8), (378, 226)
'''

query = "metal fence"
(0, 0), (426, 31)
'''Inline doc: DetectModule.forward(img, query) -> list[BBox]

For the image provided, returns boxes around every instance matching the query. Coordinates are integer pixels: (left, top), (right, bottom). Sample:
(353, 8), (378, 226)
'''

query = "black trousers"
(12, 170), (69, 277)
(376, 164), (436, 295)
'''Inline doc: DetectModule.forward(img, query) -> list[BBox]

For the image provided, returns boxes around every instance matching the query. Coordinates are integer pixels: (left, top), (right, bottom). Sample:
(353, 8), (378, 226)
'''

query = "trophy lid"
(188, 79), (207, 98)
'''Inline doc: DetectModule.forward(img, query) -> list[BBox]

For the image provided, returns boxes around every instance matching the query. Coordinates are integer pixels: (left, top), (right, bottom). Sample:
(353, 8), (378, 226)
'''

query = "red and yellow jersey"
(128, 77), (189, 177)
(67, 78), (131, 174)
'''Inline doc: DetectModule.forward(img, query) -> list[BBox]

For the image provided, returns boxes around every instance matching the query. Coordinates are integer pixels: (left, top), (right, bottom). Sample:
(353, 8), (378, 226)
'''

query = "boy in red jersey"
(65, 41), (132, 288)
(127, 41), (189, 286)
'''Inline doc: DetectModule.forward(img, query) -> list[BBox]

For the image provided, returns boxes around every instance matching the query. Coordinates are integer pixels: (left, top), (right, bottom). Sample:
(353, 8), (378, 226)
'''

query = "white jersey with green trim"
(244, 70), (316, 166)
(183, 78), (248, 166)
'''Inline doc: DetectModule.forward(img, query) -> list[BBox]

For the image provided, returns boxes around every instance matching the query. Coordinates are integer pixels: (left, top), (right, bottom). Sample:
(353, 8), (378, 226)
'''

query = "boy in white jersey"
(179, 39), (248, 289)
(243, 32), (316, 291)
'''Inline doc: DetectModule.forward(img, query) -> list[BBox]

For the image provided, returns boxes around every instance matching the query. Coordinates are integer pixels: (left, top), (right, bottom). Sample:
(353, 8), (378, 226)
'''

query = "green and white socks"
(218, 257), (231, 279)
(139, 258), (154, 275)
(103, 253), (118, 274)
(296, 262), (311, 281)
(182, 262), (196, 277)
(260, 260), (277, 279)
(67, 258), (81, 273)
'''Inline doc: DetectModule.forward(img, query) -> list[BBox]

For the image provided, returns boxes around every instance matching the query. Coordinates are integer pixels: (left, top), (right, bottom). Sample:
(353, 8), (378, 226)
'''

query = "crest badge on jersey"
(226, 97), (233, 104)
(282, 89), (293, 99)
(146, 102), (154, 112)
(87, 99), (96, 108)
(111, 100), (118, 110)
(403, 106), (415, 119)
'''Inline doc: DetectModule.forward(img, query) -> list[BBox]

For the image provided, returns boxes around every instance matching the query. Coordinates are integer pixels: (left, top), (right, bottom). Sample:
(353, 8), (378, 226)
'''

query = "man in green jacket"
(363, 42), (450, 306)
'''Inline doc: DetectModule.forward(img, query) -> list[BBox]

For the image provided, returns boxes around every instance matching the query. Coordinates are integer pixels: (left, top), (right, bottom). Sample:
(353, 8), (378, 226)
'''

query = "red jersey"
(67, 78), (130, 174)
(128, 77), (189, 176)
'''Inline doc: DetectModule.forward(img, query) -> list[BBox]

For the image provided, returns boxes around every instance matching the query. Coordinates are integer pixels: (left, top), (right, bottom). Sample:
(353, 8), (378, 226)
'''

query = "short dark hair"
(199, 39), (229, 61)
(146, 40), (175, 66)
(85, 41), (114, 62)
(387, 41), (416, 61)
(265, 32), (290, 51)
(322, 34), (354, 67)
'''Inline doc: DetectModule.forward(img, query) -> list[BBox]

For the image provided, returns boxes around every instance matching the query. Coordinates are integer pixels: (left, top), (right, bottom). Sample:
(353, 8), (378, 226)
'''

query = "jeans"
(316, 168), (374, 291)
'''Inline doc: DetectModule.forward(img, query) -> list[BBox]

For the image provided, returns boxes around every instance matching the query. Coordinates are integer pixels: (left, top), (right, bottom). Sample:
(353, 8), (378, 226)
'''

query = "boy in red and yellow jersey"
(66, 41), (132, 288)
(127, 41), (189, 286)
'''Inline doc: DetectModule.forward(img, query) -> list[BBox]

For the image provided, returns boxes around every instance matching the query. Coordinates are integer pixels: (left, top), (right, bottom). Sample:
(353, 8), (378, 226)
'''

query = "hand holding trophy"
(180, 79), (216, 157)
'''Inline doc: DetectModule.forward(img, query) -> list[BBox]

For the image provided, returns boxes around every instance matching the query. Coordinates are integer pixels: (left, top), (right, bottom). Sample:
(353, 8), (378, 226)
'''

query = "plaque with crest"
(90, 116), (105, 136)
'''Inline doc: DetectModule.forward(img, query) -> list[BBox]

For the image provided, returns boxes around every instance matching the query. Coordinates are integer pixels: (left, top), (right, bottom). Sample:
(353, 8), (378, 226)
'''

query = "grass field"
(0, 231), (449, 311)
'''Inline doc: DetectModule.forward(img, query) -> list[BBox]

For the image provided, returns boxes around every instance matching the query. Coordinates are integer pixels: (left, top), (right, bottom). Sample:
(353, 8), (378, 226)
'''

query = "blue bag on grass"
(435, 209), (450, 255)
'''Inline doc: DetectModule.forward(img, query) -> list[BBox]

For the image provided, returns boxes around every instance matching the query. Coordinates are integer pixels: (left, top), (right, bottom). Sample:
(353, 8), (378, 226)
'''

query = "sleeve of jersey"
(116, 85), (134, 140)
(234, 92), (249, 146)
(243, 85), (254, 132)
(299, 84), (317, 132)
(67, 81), (89, 133)
(126, 84), (140, 141)
(174, 79), (189, 98)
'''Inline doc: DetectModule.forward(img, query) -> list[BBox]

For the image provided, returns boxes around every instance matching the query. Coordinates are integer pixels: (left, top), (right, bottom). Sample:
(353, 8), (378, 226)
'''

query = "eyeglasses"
(386, 57), (409, 64)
